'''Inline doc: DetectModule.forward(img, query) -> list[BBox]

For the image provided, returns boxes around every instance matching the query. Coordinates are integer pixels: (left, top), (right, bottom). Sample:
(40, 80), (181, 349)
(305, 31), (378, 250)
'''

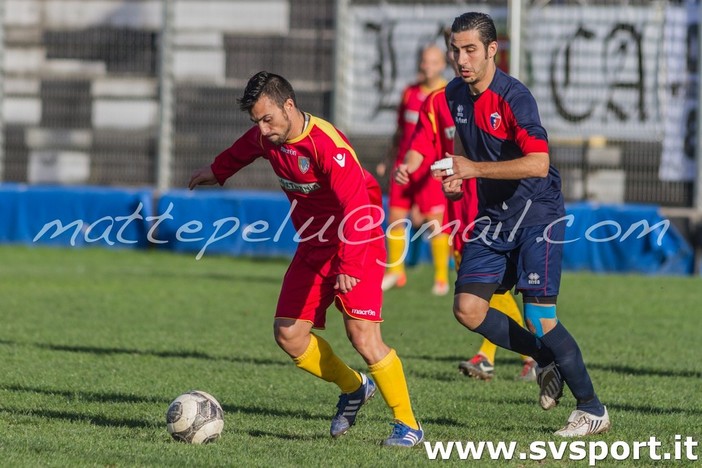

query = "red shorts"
(275, 241), (386, 329)
(388, 165), (446, 215)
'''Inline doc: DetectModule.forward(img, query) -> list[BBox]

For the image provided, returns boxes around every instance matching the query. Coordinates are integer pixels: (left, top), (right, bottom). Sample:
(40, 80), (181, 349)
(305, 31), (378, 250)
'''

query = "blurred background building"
(0, 0), (700, 259)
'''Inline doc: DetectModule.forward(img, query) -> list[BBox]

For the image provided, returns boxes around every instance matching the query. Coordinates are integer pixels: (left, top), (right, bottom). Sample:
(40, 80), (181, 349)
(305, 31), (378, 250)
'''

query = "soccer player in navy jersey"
(433, 12), (610, 436)
(189, 71), (423, 446)
(395, 28), (537, 382)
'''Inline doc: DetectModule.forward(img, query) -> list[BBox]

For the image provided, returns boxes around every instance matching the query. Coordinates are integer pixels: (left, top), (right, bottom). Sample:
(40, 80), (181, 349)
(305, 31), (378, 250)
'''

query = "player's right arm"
(378, 87), (411, 177)
(188, 127), (264, 189)
(396, 89), (441, 185)
(394, 149), (424, 185)
(188, 166), (218, 189)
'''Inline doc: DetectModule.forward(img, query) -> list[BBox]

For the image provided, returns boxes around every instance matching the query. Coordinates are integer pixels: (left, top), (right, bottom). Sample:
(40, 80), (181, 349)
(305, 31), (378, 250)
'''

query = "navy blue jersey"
(445, 68), (565, 230)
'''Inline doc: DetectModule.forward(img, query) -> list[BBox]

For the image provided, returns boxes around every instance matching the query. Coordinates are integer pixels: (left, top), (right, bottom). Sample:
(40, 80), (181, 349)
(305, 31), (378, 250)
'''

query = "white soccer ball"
(166, 390), (224, 444)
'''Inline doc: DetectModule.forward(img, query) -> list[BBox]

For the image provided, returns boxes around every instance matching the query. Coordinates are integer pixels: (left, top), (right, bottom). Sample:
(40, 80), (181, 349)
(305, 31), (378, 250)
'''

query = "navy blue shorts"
(455, 222), (564, 300)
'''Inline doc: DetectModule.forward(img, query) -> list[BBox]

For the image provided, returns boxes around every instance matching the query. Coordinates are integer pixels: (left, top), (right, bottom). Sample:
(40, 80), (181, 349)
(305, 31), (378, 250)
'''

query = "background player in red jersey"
(378, 44), (452, 296)
(394, 29), (537, 382)
(188, 71), (423, 447)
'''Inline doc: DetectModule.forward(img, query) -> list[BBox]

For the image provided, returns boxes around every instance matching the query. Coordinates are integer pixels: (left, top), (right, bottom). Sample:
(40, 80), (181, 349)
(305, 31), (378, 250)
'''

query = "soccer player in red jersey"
(188, 71), (423, 447)
(379, 44), (452, 296)
(394, 30), (537, 382)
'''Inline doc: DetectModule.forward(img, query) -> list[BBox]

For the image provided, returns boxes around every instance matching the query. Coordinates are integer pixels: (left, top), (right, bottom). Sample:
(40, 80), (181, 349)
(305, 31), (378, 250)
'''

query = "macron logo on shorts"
(351, 308), (376, 316)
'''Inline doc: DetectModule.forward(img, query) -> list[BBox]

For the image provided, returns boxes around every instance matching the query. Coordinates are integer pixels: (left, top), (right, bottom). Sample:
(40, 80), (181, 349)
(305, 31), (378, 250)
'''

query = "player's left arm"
(439, 91), (550, 182)
(439, 151), (549, 182)
(317, 138), (376, 292)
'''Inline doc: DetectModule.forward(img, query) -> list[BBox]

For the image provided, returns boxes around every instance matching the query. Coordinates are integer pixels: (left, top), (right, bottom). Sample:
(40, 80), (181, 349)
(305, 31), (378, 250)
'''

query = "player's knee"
(347, 326), (388, 362)
(346, 329), (372, 356)
(523, 298), (558, 337)
(273, 321), (304, 354)
(453, 294), (489, 330)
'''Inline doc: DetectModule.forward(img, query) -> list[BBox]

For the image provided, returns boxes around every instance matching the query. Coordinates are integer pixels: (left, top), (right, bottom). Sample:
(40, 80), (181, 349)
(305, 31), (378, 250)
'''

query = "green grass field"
(0, 245), (700, 467)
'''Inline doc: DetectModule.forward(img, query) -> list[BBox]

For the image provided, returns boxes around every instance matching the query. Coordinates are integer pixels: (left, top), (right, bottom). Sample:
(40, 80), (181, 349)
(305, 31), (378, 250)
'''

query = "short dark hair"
(238, 71), (297, 113)
(451, 12), (497, 53)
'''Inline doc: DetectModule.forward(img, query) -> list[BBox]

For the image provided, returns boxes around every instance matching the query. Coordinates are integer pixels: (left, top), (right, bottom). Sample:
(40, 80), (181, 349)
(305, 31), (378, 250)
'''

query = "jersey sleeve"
(210, 126), (264, 185)
(409, 92), (439, 163)
(396, 87), (411, 130)
(509, 91), (549, 156)
(315, 137), (376, 279)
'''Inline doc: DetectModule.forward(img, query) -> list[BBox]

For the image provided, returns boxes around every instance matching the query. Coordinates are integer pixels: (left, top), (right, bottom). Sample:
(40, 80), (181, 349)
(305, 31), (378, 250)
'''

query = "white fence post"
(331, 0), (350, 131)
(697, 0), (702, 213)
(508, 0), (523, 81)
(157, 0), (175, 191)
(0, 0), (5, 182)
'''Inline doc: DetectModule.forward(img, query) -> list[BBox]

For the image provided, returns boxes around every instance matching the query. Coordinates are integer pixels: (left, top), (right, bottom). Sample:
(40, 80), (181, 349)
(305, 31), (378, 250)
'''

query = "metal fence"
(0, 0), (699, 210)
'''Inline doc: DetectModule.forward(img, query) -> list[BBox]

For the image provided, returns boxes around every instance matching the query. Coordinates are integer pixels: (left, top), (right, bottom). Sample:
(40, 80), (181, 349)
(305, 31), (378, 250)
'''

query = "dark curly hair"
(451, 12), (497, 55)
(238, 71), (297, 113)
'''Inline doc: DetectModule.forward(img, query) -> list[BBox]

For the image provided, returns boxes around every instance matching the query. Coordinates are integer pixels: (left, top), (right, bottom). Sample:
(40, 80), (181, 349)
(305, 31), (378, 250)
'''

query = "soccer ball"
(166, 390), (224, 444)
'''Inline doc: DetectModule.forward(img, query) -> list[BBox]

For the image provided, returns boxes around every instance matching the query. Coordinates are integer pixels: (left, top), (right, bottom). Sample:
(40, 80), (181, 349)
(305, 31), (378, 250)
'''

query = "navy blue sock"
(540, 322), (604, 416)
(473, 308), (554, 366)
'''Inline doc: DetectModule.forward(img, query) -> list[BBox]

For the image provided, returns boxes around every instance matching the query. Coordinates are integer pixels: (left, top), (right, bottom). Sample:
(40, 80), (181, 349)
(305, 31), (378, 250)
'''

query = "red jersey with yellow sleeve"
(408, 87), (479, 256)
(394, 82), (445, 167)
(210, 114), (384, 280)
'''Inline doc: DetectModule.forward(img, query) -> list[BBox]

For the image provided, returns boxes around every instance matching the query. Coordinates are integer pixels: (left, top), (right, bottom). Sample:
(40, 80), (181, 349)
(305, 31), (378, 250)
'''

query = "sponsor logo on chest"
(278, 177), (320, 194)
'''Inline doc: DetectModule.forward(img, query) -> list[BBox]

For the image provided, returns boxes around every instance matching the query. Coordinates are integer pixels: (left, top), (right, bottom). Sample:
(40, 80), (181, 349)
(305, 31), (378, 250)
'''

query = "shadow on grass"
(420, 416), (470, 429)
(247, 429), (328, 441)
(0, 407), (158, 428)
(607, 402), (702, 417)
(131, 269), (284, 286)
(34, 343), (289, 367)
(405, 354), (702, 379)
(1, 384), (331, 423)
(588, 363), (702, 379)
(223, 403), (328, 421)
(0, 383), (168, 404)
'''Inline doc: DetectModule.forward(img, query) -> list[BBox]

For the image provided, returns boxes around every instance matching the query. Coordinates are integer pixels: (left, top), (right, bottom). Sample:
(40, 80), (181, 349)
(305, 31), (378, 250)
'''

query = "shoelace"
(336, 394), (350, 410)
(389, 422), (407, 438)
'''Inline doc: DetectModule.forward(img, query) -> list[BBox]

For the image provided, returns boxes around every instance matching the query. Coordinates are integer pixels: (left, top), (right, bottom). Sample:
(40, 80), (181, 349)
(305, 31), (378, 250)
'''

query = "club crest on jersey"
(298, 156), (310, 174)
(490, 112), (502, 130)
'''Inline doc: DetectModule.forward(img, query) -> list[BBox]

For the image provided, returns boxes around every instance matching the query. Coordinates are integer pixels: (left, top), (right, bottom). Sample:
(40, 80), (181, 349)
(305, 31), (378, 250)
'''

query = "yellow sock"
(386, 227), (406, 275)
(489, 291), (531, 361)
(369, 349), (418, 430)
(293, 334), (362, 393)
(490, 292), (524, 326)
(430, 233), (450, 284)
(477, 339), (497, 364)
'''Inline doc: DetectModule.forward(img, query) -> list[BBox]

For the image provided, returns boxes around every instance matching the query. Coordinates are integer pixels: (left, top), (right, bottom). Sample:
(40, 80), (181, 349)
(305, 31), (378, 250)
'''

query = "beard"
(266, 113), (292, 146)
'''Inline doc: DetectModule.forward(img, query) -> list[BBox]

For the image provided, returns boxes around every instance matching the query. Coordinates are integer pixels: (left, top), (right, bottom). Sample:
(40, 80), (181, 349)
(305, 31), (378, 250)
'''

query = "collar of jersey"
(286, 113), (313, 144)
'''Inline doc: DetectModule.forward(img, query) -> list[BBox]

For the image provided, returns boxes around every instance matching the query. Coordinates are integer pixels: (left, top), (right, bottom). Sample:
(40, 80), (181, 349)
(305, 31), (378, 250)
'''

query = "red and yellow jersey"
(210, 114), (383, 279)
(394, 82), (444, 167)
(410, 88), (456, 167)
(408, 87), (479, 253)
